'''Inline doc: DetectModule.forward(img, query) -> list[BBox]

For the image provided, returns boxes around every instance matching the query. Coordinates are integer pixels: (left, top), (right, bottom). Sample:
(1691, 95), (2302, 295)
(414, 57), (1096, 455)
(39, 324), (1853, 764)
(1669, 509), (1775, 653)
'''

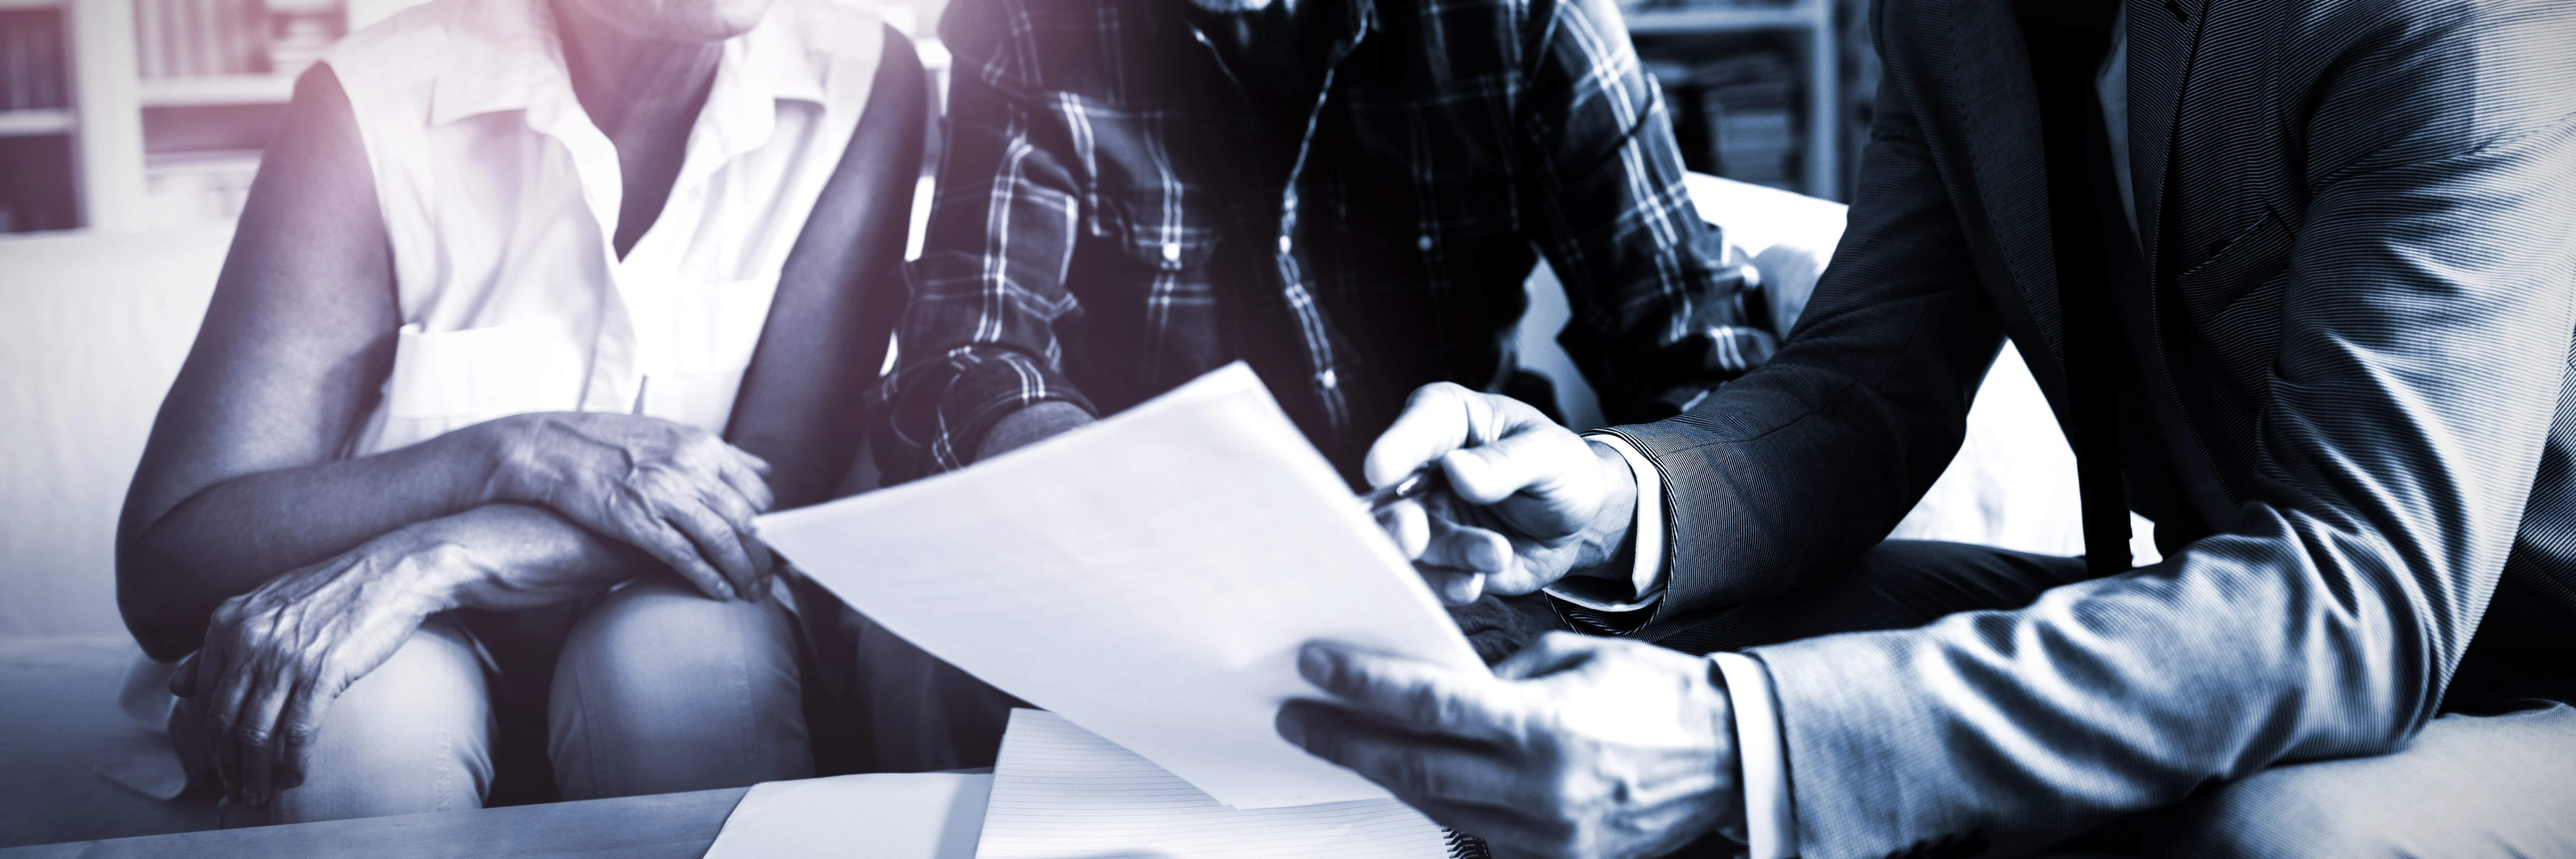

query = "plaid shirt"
(883, 0), (1769, 479)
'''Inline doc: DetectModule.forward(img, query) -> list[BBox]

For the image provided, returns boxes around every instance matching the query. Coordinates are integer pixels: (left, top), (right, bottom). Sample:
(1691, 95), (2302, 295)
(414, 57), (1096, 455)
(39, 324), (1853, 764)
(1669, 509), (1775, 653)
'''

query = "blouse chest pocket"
(373, 321), (590, 453)
(634, 274), (780, 433)
(659, 275), (780, 377)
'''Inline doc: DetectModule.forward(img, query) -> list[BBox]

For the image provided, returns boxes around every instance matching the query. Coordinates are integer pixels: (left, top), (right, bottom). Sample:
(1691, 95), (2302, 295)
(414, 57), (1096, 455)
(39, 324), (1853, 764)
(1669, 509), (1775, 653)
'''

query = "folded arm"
(1514, 0), (1767, 424)
(1608, 54), (2008, 621)
(880, 0), (1095, 475)
(122, 67), (765, 660)
(115, 64), (507, 660)
(119, 40), (926, 660)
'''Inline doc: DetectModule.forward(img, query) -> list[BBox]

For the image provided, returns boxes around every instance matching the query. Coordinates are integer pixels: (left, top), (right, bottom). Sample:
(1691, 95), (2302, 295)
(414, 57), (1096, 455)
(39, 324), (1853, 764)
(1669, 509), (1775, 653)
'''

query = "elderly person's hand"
(1277, 633), (1744, 859)
(168, 530), (474, 809)
(171, 500), (715, 809)
(474, 412), (777, 601)
(1367, 383), (1638, 605)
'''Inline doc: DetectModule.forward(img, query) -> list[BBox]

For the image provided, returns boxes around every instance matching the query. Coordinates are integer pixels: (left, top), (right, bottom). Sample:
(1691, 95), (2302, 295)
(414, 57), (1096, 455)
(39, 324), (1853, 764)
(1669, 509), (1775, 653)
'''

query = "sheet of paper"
(702, 772), (993, 859)
(977, 709), (1455, 859)
(757, 363), (1484, 808)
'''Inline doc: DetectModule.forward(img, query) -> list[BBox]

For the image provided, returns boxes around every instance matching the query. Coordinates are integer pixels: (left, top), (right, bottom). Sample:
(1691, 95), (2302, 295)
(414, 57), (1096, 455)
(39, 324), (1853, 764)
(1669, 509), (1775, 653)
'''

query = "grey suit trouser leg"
(2152, 702), (2576, 858)
(1656, 539), (2576, 858)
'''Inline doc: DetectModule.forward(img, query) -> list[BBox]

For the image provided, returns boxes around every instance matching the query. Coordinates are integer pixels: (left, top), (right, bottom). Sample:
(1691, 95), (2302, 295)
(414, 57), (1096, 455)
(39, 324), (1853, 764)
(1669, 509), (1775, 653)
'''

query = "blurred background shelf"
(135, 70), (292, 106)
(1620, 0), (1855, 202)
(0, 106), (73, 134)
(11, 0), (398, 233)
(15, 0), (1874, 234)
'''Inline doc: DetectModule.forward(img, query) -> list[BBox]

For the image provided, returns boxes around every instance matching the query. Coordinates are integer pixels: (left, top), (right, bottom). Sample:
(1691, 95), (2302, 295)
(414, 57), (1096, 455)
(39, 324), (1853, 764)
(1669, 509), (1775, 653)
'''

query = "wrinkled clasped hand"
(171, 411), (779, 810)
(1279, 383), (1745, 858)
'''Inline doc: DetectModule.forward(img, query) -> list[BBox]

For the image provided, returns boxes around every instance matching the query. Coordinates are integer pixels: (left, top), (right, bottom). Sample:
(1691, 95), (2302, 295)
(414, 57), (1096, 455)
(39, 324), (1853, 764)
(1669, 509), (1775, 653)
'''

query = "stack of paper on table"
(976, 709), (1472, 859)
(756, 363), (1486, 808)
(703, 772), (995, 859)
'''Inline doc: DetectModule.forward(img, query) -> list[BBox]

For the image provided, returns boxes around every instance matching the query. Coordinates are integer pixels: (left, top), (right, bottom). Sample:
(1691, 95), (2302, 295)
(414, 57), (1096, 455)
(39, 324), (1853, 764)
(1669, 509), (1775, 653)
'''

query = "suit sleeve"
(1603, 12), (2010, 619)
(1739, 6), (2576, 857)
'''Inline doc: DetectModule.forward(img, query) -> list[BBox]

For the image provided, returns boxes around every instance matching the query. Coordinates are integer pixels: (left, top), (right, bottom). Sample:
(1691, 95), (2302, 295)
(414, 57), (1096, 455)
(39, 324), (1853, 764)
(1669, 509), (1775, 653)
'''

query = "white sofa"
(1522, 175), (2090, 557)
(1, 225), (233, 845)
(0, 176), (2087, 847)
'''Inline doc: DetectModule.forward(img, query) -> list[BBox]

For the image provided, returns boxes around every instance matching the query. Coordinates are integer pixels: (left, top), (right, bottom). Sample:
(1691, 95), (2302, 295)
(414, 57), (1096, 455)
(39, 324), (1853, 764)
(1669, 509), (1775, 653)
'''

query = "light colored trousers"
(242, 578), (812, 823)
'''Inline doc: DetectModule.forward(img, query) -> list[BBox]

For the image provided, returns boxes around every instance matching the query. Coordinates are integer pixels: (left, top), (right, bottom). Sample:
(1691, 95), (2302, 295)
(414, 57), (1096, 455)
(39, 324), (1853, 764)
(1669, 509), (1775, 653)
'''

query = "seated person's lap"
(190, 577), (807, 824)
(2152, 701), (2576, 858)
(1653, 540), (2576, 855)
(549, 578), (810, 799)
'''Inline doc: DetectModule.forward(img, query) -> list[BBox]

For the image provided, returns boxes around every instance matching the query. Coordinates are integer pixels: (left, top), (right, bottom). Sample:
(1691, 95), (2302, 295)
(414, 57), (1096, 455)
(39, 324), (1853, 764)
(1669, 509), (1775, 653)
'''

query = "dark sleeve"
(1607, 12), (2008, 618)
(1741, 5), (2576, 857)
(1513, 0), (1774, 424)
(877, 0), (1095, 477)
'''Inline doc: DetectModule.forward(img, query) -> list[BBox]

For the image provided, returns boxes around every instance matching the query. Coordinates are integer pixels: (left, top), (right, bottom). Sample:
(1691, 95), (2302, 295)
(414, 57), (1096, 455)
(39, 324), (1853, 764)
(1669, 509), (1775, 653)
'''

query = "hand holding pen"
(1359, 383), (1643, 605)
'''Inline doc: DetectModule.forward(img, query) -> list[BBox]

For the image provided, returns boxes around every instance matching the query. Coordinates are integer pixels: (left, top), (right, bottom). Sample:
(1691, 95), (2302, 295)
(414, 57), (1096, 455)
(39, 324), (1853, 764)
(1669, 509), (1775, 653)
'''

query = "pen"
(1360, 463), (1449, 512)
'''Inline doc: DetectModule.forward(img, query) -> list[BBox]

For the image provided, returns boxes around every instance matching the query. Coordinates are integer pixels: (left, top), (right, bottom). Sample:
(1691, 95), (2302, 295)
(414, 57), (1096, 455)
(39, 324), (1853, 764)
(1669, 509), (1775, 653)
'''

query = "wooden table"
(0, 788), (750, 859)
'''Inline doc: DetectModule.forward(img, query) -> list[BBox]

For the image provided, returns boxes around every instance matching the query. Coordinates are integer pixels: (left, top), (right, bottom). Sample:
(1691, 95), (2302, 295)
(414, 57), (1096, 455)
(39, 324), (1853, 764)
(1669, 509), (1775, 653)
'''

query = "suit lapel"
(2125, 0), (2208, 283)
(1950, 0), (2064, 369)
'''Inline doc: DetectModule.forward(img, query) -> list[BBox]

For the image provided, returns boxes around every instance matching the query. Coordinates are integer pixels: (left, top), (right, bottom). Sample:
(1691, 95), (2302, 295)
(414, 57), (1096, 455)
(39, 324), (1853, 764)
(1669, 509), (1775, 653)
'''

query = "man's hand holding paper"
(756, 363), (1487, 808)
(1278, 634), (1745, 859)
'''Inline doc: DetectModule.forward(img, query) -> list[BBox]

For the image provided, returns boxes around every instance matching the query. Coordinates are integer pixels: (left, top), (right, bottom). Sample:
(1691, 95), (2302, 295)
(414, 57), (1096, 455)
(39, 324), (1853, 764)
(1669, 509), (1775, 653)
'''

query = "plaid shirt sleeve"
(879, 0), (1095, 476)
(1516, 0), (1769, 423)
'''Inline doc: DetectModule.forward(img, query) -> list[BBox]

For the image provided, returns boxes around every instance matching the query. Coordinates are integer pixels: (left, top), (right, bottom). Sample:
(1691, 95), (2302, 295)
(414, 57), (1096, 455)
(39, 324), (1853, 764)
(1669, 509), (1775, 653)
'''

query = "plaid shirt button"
(1319, 369), (1338, 390)
(1277, 235), (1294, 254)
(1162, 241), (1181, 263)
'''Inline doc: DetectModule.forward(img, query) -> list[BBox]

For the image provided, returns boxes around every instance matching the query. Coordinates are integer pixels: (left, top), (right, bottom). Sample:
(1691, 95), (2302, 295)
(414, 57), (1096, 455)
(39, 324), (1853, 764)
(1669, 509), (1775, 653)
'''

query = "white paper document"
(976, 709), (1457, 859)
(703, 772), (994, 859)
(757, 363), (1484, 808)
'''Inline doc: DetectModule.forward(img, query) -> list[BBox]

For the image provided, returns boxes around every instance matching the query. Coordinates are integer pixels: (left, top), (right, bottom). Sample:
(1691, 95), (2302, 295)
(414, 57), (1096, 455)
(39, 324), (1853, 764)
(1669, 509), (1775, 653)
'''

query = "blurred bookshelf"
(20, 0), (926, 233)
(1621, 0), (1871, 203)
(5, 0), (426, 233)
(14, 0), (1865, 233)
(1, 1), (79, 232)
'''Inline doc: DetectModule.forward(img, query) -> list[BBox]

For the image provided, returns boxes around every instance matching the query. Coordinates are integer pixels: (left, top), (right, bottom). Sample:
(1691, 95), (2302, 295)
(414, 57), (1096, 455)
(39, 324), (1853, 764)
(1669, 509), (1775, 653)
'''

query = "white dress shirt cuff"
(1709, 651), (1796, 859)
(1543, 433), (1668, 612)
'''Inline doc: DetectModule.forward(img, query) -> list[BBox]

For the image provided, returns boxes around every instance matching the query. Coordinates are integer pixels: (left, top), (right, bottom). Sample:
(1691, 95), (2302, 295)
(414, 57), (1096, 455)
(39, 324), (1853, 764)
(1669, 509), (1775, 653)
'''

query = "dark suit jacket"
(1604, 0), (2576, 854)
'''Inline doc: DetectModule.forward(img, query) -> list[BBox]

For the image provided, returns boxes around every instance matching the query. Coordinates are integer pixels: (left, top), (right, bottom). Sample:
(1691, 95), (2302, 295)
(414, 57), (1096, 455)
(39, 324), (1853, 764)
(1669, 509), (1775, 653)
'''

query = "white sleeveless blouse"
(325, 0), (882, 456)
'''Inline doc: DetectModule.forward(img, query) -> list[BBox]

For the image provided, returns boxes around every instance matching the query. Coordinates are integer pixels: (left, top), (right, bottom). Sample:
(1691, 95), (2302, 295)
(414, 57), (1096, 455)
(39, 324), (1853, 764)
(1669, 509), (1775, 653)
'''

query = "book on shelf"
(0, 134), (79, 232)
(0, 9), (69, 113)
(144, 149), (264, 227)
(1648, 51), (1804, 193)
(134, 0), (349, 82)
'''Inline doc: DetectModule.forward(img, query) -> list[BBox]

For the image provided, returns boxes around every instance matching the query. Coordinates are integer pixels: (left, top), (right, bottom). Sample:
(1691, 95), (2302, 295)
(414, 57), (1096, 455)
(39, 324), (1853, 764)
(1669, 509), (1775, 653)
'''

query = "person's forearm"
(144, 502), (653, 660)
(411, 503), (662, 613)
(728, 30), (927, 508)
(119, 425), (508, 654)
(976, 400), (1096, 462)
